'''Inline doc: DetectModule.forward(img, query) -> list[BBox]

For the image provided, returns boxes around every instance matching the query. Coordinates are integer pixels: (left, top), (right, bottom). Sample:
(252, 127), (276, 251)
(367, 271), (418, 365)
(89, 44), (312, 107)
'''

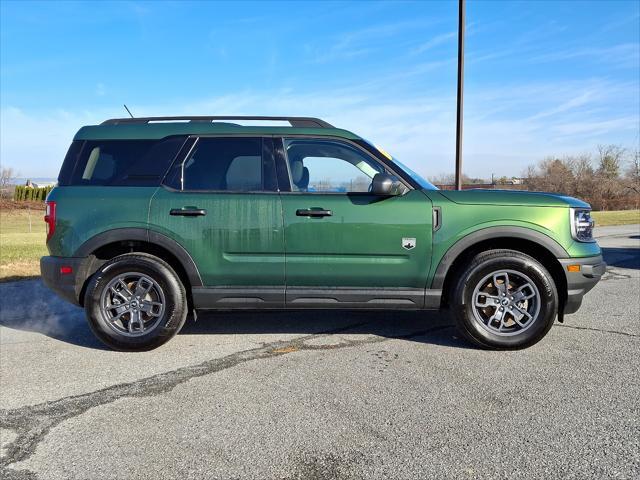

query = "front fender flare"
(430, 226), (569, 289)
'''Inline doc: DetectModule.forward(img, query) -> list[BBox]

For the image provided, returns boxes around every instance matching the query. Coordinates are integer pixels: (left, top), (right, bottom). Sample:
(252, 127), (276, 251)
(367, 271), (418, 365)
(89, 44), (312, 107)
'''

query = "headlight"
(570, 208), (594, 242)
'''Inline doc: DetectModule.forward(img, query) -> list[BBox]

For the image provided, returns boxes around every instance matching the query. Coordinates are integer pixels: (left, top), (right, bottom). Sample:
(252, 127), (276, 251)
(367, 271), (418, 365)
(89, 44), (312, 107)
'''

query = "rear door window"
(166, 137), (276, 192)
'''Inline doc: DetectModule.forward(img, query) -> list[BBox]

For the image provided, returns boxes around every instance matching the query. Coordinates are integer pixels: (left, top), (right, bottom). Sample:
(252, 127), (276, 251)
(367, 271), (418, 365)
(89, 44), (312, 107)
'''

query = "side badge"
(402, 237), (416, 250)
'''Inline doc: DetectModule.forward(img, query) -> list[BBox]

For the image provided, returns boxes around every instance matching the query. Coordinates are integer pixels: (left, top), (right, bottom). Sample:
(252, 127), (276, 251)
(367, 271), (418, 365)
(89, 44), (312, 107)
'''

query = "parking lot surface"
(1, 225), (638, 479)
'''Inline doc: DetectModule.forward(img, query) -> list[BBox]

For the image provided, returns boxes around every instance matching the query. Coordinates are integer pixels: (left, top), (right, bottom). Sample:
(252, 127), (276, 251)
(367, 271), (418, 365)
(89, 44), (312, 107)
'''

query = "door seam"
(278, 191), (288, 307)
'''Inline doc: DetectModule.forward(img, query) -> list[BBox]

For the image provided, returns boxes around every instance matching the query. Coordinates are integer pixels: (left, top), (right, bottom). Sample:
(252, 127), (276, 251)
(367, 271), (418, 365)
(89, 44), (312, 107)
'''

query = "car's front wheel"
(451, 249), (558, 349)
(84, 253), (187, 351)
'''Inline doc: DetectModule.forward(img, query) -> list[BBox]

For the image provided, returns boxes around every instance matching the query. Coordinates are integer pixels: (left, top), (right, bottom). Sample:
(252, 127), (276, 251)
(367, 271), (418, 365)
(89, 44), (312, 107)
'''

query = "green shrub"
(13, 185), (52, 202)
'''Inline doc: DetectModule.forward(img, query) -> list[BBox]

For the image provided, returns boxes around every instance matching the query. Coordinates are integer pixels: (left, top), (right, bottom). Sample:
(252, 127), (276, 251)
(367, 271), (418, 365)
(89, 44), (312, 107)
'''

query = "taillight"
(60, 266), (73, 275)
(44, 201), (56, 242)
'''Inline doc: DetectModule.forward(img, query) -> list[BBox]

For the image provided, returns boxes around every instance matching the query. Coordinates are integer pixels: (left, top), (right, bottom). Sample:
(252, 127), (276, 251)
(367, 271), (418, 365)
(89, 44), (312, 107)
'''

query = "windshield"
(390, 157), (438, 190)
(367, 142), (438, 190)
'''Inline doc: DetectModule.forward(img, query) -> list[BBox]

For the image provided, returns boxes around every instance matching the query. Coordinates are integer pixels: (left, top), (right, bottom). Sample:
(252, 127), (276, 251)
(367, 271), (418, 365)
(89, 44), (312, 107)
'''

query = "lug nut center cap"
(501, 299), (509, 306)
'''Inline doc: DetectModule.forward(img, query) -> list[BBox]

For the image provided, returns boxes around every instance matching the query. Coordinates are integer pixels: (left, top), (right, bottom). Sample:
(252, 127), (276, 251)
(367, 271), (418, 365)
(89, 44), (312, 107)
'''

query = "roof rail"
(101, 116), (334, 128)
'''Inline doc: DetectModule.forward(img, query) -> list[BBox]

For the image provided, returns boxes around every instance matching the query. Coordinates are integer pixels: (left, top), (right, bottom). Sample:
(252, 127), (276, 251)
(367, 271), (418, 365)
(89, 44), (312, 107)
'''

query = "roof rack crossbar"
(101, 116), (334, 128)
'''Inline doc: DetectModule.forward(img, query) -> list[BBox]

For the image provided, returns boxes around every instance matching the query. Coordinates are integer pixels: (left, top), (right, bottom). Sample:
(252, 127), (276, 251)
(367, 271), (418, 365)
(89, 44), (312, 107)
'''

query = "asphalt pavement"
(1, 225), (638, 479)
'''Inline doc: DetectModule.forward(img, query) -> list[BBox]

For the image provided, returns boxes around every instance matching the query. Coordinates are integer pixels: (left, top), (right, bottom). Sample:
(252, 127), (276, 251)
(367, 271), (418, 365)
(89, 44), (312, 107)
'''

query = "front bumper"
(558, 255), (606, 315)
(40, 256), (86, 306)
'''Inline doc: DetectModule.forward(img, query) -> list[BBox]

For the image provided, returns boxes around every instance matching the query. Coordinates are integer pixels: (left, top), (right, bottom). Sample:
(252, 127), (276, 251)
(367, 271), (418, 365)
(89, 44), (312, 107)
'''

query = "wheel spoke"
(498, 317), (506, 331)
(110, 286), (130, 303)
(128, 309), (144, 333)
(112, 304), (128, 313)
(511, 305), (532, 325)
(493, 272), (509, 296)
(112, 308), (131, 322)
(117, 280), (134, 299)
(127, 311), (135, 333)
(511, 316), (527, 329)
(510, 307), (525, 323)
(512, 282), (536, 303)
(140, 301), (162, 317)
(488, 307), (505, 327)
(475, 293), (500, 308)
(134, 277), (154, 299)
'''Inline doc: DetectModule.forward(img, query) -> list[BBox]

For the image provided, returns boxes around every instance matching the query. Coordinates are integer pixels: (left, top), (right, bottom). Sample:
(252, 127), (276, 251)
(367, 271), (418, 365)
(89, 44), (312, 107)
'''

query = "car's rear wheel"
(451, 249), (558, 349)
(84, 253), (187, 351)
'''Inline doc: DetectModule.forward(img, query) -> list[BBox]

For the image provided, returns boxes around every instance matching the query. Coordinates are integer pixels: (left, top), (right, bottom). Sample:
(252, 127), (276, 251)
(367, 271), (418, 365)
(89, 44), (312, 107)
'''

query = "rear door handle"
(296, 208), (333, 218)
(170, 208), (207, 217)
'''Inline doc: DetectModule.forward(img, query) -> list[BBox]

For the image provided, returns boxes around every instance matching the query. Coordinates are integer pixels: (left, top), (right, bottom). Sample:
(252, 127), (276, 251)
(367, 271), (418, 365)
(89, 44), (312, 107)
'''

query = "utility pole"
(454, 0), (465, 190)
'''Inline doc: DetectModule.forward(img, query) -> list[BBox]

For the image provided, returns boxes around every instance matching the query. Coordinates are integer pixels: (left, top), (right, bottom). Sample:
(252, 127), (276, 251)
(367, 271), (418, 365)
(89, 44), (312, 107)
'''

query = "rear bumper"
(40, 256), (86, 306)
(559, 255), (606, 315)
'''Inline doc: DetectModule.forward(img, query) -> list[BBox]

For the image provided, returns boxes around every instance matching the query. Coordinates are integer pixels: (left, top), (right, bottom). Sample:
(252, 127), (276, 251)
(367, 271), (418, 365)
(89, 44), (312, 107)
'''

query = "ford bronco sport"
(41, 116), (605, 351)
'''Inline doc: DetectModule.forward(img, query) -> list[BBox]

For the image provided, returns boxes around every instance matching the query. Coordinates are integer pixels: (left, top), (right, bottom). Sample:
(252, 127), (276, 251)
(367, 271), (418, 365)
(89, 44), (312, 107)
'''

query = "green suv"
(41, 116), (605, 351)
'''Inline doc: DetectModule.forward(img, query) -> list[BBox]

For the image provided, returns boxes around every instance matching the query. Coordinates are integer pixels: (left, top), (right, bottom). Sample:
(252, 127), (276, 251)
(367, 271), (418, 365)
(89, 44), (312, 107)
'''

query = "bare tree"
(596, 145), (625, 178)
(572, 154), (598, 206)
(0, 167), (16, 199)
(623, 148), (640, 209)
(525, 157), (575, 195)
(524, 145), (635, 210)
(624, 149), (640, 191)
(595, 145), (626, 210)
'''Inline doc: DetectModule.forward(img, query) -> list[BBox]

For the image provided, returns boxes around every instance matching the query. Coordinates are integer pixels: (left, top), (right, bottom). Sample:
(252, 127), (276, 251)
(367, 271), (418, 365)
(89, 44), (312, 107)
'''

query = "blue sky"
(1, 0), (639, 180)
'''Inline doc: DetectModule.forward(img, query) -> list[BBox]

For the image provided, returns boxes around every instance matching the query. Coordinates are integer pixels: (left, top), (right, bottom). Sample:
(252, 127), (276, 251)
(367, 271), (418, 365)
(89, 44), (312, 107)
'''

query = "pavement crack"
(0, 321), (450, 477)
(601, 271), (633, 281)
(556, 323), (638, 338)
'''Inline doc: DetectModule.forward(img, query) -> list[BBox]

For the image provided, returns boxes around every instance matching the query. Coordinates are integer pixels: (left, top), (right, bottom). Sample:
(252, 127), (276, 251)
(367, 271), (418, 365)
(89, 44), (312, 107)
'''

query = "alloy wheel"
(99, 272), (166, 337)
(471, 269), (541, 336)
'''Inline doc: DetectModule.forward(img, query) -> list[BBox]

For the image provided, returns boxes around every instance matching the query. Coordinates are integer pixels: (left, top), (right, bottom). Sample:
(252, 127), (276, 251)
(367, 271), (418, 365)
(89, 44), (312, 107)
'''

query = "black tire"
(451, 249), (558, 350)
(84, 253), (187, 351)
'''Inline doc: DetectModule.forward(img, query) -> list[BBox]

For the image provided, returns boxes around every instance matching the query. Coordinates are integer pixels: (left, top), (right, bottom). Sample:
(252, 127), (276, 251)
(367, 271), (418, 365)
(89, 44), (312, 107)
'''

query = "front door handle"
(296, 208), (332, 218)
(170, 207), (207, 217)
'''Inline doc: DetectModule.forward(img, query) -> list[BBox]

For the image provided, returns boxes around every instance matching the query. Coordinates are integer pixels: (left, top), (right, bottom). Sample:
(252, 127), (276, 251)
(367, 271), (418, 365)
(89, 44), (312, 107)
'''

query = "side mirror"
(371, 173), (402, 195)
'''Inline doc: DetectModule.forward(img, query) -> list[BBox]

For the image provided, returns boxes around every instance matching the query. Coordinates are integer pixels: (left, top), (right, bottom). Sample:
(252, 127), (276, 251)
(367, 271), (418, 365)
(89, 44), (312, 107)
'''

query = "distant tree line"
(429, 145), (639, 210)
(429, 173), (489, 185)
(525, 145), (639, 211)
(13, 185), (54, 202)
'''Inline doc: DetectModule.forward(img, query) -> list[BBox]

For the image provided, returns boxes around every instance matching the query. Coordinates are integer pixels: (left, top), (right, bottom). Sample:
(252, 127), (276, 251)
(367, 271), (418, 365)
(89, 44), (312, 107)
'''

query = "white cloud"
(307, 18), (441, 64)
(530, 43), (640, 69)
(1, 77), (637, 180)
(411, 31), (457, 55)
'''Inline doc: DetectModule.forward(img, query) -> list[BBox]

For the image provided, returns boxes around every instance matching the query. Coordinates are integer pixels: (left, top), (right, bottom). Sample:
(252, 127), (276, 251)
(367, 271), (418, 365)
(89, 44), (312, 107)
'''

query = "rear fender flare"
(74, 228), (203, 287)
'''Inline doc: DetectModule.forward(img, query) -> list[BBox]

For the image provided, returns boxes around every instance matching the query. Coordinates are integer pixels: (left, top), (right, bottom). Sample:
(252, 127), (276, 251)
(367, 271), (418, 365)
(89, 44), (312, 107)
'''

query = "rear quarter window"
(59, 136), (187, 186)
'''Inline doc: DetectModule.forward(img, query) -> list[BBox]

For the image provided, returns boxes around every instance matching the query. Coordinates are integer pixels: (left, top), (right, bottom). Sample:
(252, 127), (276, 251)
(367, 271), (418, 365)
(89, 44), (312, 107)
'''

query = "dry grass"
(0, 206), (47, 282)
(592, 210), (640, 227)
(0, 261), (41, 281)
(0, 198), (45, 211)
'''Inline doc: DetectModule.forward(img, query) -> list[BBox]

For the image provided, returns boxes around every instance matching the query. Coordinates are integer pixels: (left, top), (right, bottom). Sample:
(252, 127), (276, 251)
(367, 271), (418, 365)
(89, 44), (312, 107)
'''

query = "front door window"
(284, 139), (384, 193)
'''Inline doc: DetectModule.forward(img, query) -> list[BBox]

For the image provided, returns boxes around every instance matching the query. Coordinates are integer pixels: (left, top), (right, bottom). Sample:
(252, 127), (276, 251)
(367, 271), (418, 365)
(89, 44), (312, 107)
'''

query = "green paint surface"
(46, 126), (602, 291)
(149, 188), (285, 286)
(280, 190), (432, 287)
